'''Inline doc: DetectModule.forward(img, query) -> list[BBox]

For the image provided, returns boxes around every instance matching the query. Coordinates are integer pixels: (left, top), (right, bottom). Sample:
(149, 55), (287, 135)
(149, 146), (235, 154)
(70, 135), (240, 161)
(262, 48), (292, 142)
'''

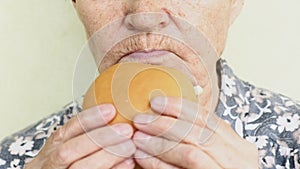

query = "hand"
(25, 104), (136, 169)
(133, 97), (259, 169)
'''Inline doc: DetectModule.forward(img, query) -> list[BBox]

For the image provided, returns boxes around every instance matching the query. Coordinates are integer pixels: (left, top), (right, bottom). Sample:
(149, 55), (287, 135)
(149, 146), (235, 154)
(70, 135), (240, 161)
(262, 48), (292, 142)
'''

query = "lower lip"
(125, 50), (170, 59)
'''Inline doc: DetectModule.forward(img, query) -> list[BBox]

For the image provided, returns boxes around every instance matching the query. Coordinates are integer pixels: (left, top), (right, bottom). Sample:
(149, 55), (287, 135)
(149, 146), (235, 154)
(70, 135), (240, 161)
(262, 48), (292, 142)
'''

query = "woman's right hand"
(24, 104), (136, 169)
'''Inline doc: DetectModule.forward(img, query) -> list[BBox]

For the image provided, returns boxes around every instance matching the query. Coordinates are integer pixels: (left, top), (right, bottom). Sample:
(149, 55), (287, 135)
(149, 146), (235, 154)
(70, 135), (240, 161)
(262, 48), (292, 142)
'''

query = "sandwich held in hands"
(82, 62), (198, 125)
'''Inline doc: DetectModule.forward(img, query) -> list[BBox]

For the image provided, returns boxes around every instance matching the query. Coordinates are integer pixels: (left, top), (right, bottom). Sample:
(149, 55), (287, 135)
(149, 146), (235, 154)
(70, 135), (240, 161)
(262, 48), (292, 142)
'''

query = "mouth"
(97, 33), (202, 87)
(98, 34), (192, 71)
(123, 50), (171, 59)
(118, 50), (175, 65)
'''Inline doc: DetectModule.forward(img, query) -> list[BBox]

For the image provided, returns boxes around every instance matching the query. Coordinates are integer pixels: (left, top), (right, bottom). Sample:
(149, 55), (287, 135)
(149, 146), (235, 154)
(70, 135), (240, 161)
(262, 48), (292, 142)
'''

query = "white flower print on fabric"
(275, 165), (285, 169)
(236, 104), (249, 115)
(244, 101), (273, 124)
(25, 149), (40, 157)
(246, 136), (268, 149)
(262, 156), (275, 168)
(219, 92), (238, 119)
(0, 159), (6, 166)
(276, 113), (300, 132)
(0, 99), (80, 169)
(7, 159), (20, 169)
(215, 60), (300, 168)
(258, 150), (275, 168)
(34, 115), (60, 140)
(8, 137), (34, 156)
(278, 145), (292, 157)
(274, 105), (289, 115)
(221, 74), (237, 97)
(251, 88), (273, 103)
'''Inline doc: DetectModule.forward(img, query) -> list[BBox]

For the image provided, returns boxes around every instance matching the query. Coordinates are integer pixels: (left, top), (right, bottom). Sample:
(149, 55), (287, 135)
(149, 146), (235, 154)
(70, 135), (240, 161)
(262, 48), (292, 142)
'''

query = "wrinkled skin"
(25, 0), (259, 169)
(73, 0), (244, 110)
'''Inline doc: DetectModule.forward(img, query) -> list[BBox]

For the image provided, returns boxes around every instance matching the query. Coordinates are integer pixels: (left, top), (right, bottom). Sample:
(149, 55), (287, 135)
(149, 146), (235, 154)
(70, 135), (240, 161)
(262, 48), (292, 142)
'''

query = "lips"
(118, 50), (174, 65)
(98, 34), (196, 72)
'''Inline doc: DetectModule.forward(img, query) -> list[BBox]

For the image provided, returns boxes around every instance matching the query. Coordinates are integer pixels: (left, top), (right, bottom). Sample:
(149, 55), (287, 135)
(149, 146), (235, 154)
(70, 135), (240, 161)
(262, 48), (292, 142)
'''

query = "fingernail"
(125, 158), (134, 165)
(99, 105), (115, 121)
(150, 96), (167, 113)
(134, 114), (155, 124)
(112, 124), (132, 136)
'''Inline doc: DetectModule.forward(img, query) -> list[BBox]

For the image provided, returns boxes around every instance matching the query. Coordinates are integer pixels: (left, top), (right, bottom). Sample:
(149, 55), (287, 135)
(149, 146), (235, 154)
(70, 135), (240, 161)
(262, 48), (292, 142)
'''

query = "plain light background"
(0, 0), (299, 140)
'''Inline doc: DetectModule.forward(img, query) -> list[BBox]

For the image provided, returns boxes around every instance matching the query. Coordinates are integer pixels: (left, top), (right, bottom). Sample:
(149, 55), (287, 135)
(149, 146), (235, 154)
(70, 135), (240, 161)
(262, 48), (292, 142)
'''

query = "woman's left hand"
(133, 96), (259, 169)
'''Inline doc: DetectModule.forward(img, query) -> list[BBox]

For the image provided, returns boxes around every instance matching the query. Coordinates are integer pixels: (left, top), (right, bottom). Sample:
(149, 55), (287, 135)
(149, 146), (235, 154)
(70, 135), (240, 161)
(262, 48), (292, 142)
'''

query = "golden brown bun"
(83, 62), (197, 125)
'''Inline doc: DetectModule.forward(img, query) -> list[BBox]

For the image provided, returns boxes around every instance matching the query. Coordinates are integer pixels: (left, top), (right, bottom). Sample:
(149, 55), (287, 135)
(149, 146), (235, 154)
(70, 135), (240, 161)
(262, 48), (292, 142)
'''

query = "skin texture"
(74, 0), (243, 114)
(25, 0), (259, 168)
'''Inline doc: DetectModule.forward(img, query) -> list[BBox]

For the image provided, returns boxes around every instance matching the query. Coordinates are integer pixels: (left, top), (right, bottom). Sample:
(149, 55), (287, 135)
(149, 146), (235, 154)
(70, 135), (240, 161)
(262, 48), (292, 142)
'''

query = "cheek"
(195, 4), (231, 54)
(167, 1), (231, 55)
(76, 0), (126, 37)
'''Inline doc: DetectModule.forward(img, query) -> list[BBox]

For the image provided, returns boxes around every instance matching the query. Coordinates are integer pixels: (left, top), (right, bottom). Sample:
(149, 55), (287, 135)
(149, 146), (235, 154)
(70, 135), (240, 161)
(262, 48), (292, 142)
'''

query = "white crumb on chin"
(194, 85), (203, 96)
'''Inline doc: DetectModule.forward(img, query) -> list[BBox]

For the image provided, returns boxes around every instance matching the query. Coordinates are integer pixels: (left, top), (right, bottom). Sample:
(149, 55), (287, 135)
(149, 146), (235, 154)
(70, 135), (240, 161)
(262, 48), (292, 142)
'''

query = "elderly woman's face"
(74, 0), (241, 53)
(74, 0), (243, 104)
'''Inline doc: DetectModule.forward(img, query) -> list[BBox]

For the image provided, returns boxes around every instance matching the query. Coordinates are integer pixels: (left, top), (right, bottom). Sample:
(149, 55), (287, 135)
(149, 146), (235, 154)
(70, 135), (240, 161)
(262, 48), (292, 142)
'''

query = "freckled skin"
(73, 0), (243, 111)
(74, 0), (238, 54)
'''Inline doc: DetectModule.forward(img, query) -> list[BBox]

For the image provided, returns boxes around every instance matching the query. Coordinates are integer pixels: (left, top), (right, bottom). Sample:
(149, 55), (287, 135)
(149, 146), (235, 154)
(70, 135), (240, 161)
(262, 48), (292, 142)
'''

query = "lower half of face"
(74, 0), (233, 108)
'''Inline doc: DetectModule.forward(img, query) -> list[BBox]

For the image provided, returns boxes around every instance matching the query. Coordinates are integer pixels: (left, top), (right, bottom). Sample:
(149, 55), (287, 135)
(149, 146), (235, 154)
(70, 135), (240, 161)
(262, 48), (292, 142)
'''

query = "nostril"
(124, 16), (135, 30)
(127, 23), (135, 30)
(124, 13), (170, 32)
(158, 14), (170, 29)
(159, 21), (168, 28)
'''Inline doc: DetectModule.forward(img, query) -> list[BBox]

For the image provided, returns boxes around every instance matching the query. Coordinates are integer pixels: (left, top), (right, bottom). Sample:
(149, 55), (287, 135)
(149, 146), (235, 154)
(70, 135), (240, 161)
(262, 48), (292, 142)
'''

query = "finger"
(134, 114), (239, 157)
(134, 114), (203, 145)
(150, 96), (204, 124)
(47, 104), (116, 146)
(68, 140), (136, 169)
(151, 97), (222, 133)
(111, 158), (135, 169)
(133, 132), (222, 169)
(135, 150), (180, 169)
(150, 97), (242, 145)
(48, 123), (133, 168)
(134, 131), (257, 169)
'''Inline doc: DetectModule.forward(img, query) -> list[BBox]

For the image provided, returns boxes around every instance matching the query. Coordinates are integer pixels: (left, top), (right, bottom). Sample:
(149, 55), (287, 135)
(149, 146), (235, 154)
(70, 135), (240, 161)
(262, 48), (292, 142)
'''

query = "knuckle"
(182, 147), (200, 167)
(69, 162), (83, 169)
(150, 158), (164, 169)
(51, 127), (66, 144)
(97, 160), (114, 169)
(44, 159), (63, 169)
(51, 145), (71, 167)
(155, 138), (168, 155)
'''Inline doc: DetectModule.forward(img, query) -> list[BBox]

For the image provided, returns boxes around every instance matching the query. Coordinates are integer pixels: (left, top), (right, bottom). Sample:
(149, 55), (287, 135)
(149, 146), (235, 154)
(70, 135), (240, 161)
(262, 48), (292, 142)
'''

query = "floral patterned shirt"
(0, 59), (299, 169)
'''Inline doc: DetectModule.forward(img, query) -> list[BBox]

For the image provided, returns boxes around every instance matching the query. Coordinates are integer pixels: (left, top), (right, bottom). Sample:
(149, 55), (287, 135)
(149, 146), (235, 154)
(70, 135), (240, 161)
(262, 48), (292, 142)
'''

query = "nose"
(124, 0), (170, 32)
